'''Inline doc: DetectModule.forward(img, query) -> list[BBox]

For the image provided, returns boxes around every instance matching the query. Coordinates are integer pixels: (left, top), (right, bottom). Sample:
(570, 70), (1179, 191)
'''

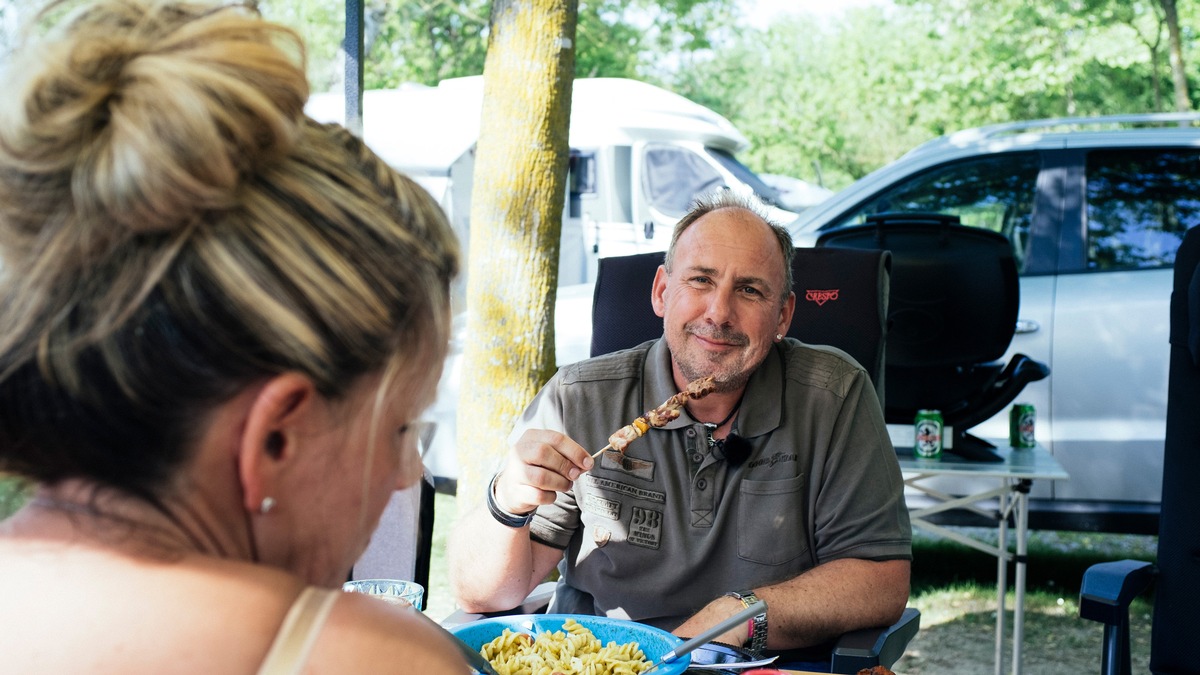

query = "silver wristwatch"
(725, 590), (768, 655)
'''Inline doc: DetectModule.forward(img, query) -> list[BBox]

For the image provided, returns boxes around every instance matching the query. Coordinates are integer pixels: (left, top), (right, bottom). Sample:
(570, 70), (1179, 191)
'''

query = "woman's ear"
(236, 373), (317, 515)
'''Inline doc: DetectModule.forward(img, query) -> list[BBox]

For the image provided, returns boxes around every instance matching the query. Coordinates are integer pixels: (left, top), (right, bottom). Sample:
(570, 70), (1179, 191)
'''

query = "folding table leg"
(995, 487), (1008, 675)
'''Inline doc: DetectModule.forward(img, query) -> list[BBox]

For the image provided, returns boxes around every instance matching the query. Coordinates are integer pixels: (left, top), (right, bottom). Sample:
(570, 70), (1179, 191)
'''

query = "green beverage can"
(1010, 403), (1036, 449)
(914, 409), (943, 459)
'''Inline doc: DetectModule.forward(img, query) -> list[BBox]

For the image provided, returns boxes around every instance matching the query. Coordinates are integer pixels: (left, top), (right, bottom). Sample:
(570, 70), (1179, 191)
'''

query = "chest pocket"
(736, 473), (809, 565)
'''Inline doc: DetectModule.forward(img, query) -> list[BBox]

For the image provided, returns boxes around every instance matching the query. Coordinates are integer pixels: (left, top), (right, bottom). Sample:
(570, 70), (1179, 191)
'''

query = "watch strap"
(724, 590), (768, 655)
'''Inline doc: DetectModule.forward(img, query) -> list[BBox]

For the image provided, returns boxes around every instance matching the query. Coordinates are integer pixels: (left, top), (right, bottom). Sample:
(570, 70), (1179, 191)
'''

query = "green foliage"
(362, 0), (490, 88)
(0, 474), (29, 520)
(666, 0), (1199, 190)
(258, 0), (736, 93)
(260, 1), (1200, 191)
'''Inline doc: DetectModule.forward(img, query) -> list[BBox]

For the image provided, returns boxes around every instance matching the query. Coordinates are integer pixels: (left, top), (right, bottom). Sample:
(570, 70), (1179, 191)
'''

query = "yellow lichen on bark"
(457, 0), (577, 508)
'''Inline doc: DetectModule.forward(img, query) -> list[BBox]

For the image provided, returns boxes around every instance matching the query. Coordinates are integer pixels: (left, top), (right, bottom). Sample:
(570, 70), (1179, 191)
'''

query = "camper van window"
(569, 150), (597, 195)
(706, 148), (785, 207)
(643, 145), (724, 217)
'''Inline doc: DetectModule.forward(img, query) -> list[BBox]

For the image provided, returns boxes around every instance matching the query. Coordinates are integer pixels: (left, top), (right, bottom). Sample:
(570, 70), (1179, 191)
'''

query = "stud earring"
(775, 334), (783, 341)
(259, 496), (276, 515)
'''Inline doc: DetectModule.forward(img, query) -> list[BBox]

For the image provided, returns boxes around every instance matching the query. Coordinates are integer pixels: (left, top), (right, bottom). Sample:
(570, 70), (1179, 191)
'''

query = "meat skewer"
(590, 375), (717, 459)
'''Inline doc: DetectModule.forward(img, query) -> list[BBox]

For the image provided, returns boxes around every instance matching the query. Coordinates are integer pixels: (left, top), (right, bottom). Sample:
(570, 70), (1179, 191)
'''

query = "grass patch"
(911, 527), (1156, 597)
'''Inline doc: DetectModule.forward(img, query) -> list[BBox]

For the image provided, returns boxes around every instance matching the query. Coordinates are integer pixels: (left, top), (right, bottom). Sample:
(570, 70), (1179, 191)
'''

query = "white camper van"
(306, 76), (798, 288)
(307, 77), (797, 483)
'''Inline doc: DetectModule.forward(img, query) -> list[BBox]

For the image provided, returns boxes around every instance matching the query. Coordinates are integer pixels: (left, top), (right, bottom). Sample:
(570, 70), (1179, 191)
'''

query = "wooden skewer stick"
(590, 444), (613, 459)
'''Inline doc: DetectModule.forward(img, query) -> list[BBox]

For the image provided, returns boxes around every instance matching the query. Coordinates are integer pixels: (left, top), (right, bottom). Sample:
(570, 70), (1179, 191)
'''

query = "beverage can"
(914, 409), (943, 459)
(1010, 403), (1036, 449)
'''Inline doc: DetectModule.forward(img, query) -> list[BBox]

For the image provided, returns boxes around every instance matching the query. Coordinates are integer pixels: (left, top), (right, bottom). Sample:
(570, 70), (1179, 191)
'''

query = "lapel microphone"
(711, 432), (752, 467)
(720, 433), (753, 467)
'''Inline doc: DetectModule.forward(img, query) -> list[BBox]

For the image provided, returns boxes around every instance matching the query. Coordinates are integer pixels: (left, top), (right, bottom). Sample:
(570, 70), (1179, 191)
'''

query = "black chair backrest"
(816, 213), (1018, 369)
(789, 247), (890, 403)
(589, 248), (891, 402)
(590, 252), (664, 359)
(1152, 224), (1200, 670)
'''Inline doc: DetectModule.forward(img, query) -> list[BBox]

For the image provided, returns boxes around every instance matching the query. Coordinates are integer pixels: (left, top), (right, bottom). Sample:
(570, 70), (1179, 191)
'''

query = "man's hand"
(492, 429), (594, 515)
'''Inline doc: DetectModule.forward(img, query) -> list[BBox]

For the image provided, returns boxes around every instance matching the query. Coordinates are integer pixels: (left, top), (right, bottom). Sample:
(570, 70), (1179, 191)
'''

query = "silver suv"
(790, 113), (1200, 534)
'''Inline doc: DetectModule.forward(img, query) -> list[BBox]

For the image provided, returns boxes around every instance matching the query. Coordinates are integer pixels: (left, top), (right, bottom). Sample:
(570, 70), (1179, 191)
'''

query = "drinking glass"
(342, 578), (425, 610)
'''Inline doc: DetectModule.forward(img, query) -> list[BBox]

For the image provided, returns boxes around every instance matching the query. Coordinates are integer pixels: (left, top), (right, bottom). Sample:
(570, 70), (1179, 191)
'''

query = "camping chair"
(589, 247), (891, 405)
(817, 212), (1050, 462)
(1079, 225), (1200, 675)
(445, 248), (917, 673)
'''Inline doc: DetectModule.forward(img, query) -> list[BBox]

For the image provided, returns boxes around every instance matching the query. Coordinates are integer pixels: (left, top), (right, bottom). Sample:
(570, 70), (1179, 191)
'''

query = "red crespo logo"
(805, 289), (839, 306)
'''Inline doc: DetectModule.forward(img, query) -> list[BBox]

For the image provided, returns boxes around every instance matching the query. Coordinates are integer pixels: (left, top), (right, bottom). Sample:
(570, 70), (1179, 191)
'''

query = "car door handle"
(1015, 319), (1040, 334)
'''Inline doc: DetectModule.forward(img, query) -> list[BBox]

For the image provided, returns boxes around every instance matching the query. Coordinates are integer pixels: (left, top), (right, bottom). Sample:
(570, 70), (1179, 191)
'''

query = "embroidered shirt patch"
(584, 493), (622, 521)
(629, 506), (662, 550)
(587, 475), (666, 504)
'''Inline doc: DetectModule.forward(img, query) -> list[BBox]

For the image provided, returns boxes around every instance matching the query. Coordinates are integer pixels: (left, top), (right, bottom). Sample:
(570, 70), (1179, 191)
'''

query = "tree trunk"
(457, 0), (577, 509)
(1160, 0), (1191, 112)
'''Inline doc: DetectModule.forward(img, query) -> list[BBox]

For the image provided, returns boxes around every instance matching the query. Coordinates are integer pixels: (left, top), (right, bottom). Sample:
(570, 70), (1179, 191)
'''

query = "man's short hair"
(663, 191), (795, 301)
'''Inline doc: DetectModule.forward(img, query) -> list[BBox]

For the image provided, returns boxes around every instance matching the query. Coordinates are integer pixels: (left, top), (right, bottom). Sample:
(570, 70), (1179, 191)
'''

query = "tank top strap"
(257, 586), (340, 675)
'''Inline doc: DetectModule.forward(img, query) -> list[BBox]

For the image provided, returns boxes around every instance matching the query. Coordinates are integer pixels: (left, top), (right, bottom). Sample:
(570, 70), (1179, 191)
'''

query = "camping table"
(888, 425), (1070, 675)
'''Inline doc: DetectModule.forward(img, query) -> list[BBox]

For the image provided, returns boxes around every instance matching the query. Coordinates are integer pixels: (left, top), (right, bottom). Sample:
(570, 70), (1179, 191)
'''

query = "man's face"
(652, 208), (795, 392)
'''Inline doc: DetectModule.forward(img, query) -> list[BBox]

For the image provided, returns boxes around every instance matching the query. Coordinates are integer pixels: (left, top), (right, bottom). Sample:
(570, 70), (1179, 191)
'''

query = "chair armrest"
(439, 581), (557, 629)
(1079, 560), (1156, 625)
(829, 607), (921, 673)
(955, 353), (1050, 430)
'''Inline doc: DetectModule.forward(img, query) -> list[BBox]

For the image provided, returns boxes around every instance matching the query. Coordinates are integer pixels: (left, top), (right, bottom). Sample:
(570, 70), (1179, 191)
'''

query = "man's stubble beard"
(668, 326), (753, 394)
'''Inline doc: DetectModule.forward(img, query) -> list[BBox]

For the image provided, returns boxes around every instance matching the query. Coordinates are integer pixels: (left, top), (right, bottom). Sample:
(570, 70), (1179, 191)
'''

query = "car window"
(826, 152), (1041, 273)
(1086, 149), (1200, 270)
(642, 145), (724, 218)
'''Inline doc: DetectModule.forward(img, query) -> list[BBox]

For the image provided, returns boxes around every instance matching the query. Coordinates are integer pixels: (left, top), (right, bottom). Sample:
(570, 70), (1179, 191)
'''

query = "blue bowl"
(449, 614), (690, 674)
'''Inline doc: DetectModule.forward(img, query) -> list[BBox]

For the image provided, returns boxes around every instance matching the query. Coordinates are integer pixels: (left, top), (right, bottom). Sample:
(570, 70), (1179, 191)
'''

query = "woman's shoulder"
(0, 545), (299, 671)
(311, 591), (468, 673)
(0, 542), (465, 673)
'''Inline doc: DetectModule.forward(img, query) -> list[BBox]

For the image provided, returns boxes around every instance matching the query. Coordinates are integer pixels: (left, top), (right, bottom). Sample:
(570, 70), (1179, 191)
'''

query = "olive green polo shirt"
(513, 338), (911, 630)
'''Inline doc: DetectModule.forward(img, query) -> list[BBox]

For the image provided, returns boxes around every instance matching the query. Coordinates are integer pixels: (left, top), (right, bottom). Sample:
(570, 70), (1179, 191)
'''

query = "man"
(449, 192), (911, 660)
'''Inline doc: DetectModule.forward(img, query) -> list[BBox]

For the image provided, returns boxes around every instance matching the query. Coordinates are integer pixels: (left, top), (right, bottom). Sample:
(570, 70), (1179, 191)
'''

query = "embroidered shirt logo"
(600, 451), (656, 482)
(805, 289), (839, 306)
(747, 451), (799, 469)
(586, 475), (666, 504)
(629, 506), (662, 550)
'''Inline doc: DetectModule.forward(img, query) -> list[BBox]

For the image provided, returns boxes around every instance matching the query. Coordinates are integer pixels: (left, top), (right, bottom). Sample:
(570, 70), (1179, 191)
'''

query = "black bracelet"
(486, 473), (536, 528)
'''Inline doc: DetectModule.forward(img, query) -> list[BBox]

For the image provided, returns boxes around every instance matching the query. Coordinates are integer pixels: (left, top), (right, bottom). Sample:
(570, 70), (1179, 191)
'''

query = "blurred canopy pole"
(457, 0), (578, 508)
(342, 0), (365, 135)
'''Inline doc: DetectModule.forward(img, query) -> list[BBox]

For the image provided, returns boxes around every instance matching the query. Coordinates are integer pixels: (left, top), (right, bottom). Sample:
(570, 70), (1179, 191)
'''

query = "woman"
(0, 1), (468, 672)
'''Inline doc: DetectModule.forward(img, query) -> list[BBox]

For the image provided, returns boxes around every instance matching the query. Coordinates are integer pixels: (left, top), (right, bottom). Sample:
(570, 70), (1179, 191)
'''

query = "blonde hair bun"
(0, 0), (308, 258)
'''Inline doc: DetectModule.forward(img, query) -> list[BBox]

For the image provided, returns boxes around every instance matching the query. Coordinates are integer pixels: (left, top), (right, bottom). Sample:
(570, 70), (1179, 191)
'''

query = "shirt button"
(697, 478), (708, 490)
(692, 453), (704, 463)
(686, 428), (696, 437)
